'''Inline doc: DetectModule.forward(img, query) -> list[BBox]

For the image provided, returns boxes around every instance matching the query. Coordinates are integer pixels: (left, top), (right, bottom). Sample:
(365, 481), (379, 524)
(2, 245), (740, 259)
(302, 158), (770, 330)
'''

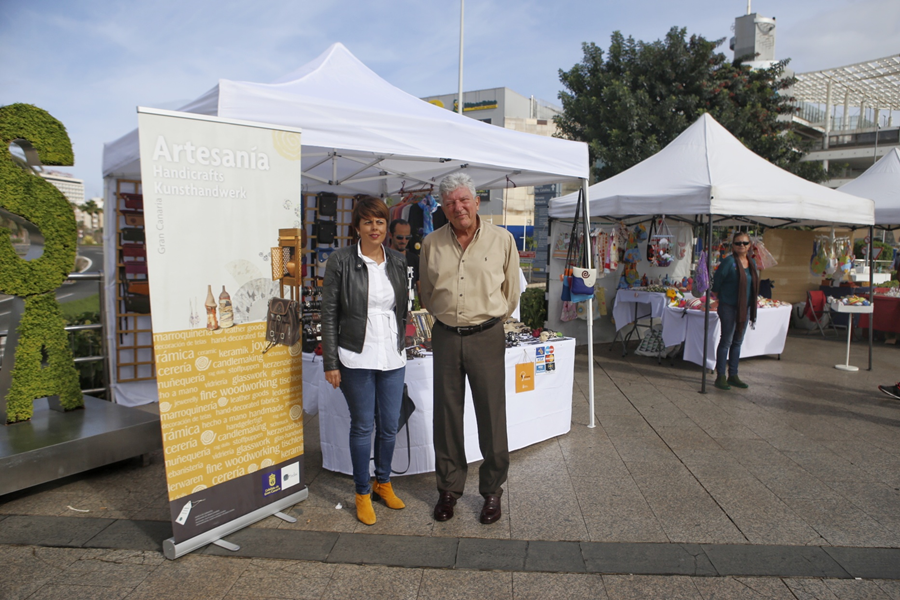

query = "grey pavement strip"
(2, 513), (899, 579)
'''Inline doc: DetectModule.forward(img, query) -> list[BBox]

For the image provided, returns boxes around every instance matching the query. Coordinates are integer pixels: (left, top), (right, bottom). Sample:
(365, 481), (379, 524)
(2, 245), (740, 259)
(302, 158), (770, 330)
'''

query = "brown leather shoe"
(480, 494), (502, 524)
(433, 490), (457, 522)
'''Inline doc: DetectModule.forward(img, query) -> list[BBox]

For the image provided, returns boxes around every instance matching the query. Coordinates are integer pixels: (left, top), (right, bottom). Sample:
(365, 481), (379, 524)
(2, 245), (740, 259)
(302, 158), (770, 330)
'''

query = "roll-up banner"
(136, 108), (306, 559)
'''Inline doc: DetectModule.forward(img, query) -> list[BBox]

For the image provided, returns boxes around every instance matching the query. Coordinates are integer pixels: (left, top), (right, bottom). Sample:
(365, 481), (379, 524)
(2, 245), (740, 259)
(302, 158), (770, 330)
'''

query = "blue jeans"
(716, 302), (749, 377)
(339, 365), (406, 495)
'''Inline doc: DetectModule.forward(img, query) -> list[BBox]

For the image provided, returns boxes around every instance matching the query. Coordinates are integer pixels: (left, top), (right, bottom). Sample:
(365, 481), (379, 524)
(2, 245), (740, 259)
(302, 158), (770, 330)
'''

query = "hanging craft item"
(810, 238), (829, 275)
(560, 189), (595, 302)
(749, 237), (778, 270)
(560, 300), (578, 321)
(692, 250), (710, 296)
(648, 216), (674, 267)
(675, 226), (691, 260)
(615, 221), (629, 263)
(623, 230), (641, 264)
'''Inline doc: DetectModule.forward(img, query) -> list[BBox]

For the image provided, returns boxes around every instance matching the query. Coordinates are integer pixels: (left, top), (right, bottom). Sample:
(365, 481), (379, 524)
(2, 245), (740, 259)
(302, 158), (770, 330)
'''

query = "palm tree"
(81, 199), (99, 234)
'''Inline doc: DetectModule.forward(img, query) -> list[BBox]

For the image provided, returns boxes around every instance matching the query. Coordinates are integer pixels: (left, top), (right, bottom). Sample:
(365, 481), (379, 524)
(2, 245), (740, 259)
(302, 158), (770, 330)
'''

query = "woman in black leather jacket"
(321, 195), (409, 525)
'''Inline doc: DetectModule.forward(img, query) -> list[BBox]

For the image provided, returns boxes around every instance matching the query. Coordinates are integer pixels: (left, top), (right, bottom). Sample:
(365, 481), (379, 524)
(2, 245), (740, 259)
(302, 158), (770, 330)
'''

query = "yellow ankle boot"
(355, 492), (376, 525)
(372, 481), (406, 509)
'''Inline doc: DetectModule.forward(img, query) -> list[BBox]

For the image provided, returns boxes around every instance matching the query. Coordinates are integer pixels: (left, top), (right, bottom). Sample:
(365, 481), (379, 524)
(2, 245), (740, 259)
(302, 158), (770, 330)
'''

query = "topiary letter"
(0, 103), (82, 423)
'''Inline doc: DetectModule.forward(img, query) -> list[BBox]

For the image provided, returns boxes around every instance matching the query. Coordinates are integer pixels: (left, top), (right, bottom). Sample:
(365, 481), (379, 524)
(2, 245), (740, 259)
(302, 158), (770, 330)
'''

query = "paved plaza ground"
(1, 333), (899, 598)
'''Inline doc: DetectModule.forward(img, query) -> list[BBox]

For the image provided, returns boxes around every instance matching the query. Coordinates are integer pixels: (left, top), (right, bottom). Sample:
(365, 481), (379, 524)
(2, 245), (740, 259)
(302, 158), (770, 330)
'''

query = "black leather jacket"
(321, 243), (409, 372)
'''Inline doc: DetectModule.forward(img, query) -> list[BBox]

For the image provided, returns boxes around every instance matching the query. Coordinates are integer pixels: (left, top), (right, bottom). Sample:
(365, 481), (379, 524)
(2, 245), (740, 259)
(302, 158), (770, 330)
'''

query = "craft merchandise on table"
(303, 333), (576, 477)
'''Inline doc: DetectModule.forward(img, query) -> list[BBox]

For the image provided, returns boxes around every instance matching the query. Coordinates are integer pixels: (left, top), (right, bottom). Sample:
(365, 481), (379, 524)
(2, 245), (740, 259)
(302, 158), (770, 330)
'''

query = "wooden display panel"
(114, 179), (155, 382)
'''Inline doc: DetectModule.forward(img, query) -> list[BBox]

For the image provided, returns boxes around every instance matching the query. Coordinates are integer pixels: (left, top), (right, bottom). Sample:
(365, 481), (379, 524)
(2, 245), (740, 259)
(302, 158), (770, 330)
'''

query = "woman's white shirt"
(338, 245), (406, 371)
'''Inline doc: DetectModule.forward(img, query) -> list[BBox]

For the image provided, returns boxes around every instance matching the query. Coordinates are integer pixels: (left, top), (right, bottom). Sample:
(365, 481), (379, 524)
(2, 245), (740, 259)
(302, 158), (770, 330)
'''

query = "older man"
(419, 173), (520, 524)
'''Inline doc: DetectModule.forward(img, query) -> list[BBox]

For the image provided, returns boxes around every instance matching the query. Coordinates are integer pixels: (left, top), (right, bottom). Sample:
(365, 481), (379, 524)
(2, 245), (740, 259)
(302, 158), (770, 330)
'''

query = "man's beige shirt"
(419, 218), (520, 328)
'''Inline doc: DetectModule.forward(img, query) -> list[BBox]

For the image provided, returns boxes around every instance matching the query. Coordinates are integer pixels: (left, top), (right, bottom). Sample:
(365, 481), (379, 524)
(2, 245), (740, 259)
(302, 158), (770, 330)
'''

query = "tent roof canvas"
(549, 114), (874, 227)
(102, 43), (588, 194)
(839, 148), (900, 227)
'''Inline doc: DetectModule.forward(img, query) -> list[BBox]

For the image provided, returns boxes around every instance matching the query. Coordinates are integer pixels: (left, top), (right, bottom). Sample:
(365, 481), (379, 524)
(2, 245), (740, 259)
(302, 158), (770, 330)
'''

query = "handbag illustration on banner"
(262, 297), (301, 353)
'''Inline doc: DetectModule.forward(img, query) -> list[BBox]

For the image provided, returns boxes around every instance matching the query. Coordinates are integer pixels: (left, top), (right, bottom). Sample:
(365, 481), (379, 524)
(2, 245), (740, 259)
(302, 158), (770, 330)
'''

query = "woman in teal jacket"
(711, 232), (759, 390)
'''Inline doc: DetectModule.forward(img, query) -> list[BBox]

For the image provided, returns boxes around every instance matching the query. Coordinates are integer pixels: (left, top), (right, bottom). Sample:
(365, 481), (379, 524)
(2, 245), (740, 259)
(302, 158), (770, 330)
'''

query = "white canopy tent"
(840, 148), (900, 228)
(549, 114), (874, 228)
(547, 113), (876, 391)
(103, 43), (587, 193)
(101, 43), (599, 424)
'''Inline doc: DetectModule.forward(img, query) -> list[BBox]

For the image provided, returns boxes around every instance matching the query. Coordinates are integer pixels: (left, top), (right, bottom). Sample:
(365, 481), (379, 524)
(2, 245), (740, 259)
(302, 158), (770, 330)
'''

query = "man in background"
(390, 218), (418, 293)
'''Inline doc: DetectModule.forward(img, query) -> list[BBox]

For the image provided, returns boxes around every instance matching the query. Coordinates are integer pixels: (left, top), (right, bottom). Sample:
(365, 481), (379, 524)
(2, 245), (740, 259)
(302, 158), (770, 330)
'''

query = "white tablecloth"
(661, 305), (792, 370)
(612, 290), (669, 332)
(309, 339), (575, 476)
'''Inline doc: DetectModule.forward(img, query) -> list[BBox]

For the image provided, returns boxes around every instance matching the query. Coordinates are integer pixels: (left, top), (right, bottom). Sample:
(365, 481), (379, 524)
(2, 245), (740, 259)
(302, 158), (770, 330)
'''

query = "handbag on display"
(315, 220), (337, 245)
(262, 297), (301, 353)
(561, 189), (595, 302)
(317, 192), (338, 217)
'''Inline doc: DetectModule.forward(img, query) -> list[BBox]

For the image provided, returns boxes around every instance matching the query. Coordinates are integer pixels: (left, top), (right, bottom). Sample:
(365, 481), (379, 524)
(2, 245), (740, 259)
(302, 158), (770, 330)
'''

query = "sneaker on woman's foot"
(728, 375), (749, 389)
(714, 375), (731, 390)
(878, 383), (900, 401)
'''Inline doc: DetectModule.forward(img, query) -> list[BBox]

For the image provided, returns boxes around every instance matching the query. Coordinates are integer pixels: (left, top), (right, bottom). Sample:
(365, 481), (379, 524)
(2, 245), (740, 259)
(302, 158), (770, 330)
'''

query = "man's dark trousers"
(431, 320), (509, 498)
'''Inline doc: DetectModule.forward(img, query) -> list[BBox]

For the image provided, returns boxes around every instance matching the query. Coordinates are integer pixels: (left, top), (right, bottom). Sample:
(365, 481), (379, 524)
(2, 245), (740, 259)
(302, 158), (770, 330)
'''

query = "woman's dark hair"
(351, 195), (389, 231)
(732, 231), (751, 243)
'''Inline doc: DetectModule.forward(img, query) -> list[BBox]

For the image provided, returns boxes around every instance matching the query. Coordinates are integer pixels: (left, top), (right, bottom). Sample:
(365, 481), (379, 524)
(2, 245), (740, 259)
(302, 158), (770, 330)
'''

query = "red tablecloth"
(859, 295), (900, 334)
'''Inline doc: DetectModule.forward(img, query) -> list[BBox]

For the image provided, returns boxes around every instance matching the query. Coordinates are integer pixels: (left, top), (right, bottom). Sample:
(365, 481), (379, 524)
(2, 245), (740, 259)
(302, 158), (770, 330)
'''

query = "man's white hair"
(438, 173), (476, 200)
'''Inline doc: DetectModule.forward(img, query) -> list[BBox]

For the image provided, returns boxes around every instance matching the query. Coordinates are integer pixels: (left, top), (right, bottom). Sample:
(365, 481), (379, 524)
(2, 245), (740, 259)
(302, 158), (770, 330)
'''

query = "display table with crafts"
(612, 289), (671, 354)
(303, 339), (575, 476)
(661, 303), (792, 370)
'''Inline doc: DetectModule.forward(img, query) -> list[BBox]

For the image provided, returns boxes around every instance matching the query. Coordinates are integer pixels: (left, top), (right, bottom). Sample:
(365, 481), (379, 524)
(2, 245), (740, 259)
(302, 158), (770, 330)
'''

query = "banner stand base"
(274, 511), (298, 523)
(163, 486), (308, 560)
(211, 539), (240, 552)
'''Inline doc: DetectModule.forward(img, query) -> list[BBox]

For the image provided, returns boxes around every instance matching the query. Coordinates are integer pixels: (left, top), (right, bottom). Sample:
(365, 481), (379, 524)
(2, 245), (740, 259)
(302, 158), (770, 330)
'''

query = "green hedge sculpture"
(1, 103), (82, 423)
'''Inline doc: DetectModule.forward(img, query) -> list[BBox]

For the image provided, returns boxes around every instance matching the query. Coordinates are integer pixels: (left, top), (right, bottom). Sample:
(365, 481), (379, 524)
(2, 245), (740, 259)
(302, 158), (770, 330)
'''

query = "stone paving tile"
(601, 574), (701, 599)
(582, 543), (715, 576)
(702, 543), (849, 578)
(782, 495), (900, 547)
(785, 449), (879, 483)
(203, 529), (338, 561)
(0, 545), (89, 600)
(124, 553), (248, 600)
(327, 532), (457, 568)
(23, 584), (133, 599)
(418, 568), (512, 599)
(699, 477), (826, 546)
(598, 414), (660, 438)
(320, 564), (422, 600)
(692, 576), (797, 599)
(222, 557), (337, 599)
(785, 578), (894, 600)
(582, 510), (670, 544)
(653, 425), (722, 451)
(823, 546), (900, 579)
(512, 571), (607, 599)
(673, 449), (757, 482)
(611, 436), (687, 465)
(83, 519), (172, 551)
(823, 480), (900, 531)
(0, 514), (114, 547)
(457, 538), (527, 571)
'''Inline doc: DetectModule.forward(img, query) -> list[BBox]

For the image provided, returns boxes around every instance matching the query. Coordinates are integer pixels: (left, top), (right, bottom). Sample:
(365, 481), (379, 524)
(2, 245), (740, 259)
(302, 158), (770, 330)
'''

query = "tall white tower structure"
(730, 10), (776, 67)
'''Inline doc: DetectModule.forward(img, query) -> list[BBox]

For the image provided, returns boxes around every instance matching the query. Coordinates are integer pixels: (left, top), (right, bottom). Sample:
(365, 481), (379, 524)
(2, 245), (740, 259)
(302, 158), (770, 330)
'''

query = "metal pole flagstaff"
(457, 0), (464, 116)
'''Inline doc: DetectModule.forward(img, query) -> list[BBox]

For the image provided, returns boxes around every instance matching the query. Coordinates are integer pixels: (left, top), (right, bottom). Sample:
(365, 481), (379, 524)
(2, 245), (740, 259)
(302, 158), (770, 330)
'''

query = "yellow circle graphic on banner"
(260, 458), (274, 468)
(247, 463), (258, 473)
(218, 397), (229, 407)
(200, 430), (216, 445)
(289, 404), (302, 420)
(195, 356), (211, 371)
(159, 401), (171, 412)
(273, 131), (302, 161)
(192, 484), (207, 493)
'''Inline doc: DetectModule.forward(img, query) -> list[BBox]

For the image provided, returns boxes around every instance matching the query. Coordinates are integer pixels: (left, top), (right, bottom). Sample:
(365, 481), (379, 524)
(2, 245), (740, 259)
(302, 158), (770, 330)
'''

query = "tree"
(556, 27), (827, 183)
(81, 199), (99, 233)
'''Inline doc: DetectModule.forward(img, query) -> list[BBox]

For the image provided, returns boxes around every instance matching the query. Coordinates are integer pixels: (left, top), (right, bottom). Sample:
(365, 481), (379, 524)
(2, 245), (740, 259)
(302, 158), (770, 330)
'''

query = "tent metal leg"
(868, 224), (874, 371)
(700, 214), (713, 393)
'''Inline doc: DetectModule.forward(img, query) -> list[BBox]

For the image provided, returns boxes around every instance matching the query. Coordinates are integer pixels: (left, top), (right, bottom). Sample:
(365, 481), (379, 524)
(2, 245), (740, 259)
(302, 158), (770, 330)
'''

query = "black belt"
(436, 316), (502, 336)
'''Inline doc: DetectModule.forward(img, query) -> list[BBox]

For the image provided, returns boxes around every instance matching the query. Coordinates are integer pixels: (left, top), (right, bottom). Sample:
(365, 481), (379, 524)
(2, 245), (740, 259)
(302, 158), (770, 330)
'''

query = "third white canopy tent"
(549, 113), (876, 398)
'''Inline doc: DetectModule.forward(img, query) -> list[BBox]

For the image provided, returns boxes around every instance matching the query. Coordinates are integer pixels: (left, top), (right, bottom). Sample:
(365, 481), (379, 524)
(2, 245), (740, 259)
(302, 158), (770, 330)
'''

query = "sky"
(2, 0), (898, 199)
